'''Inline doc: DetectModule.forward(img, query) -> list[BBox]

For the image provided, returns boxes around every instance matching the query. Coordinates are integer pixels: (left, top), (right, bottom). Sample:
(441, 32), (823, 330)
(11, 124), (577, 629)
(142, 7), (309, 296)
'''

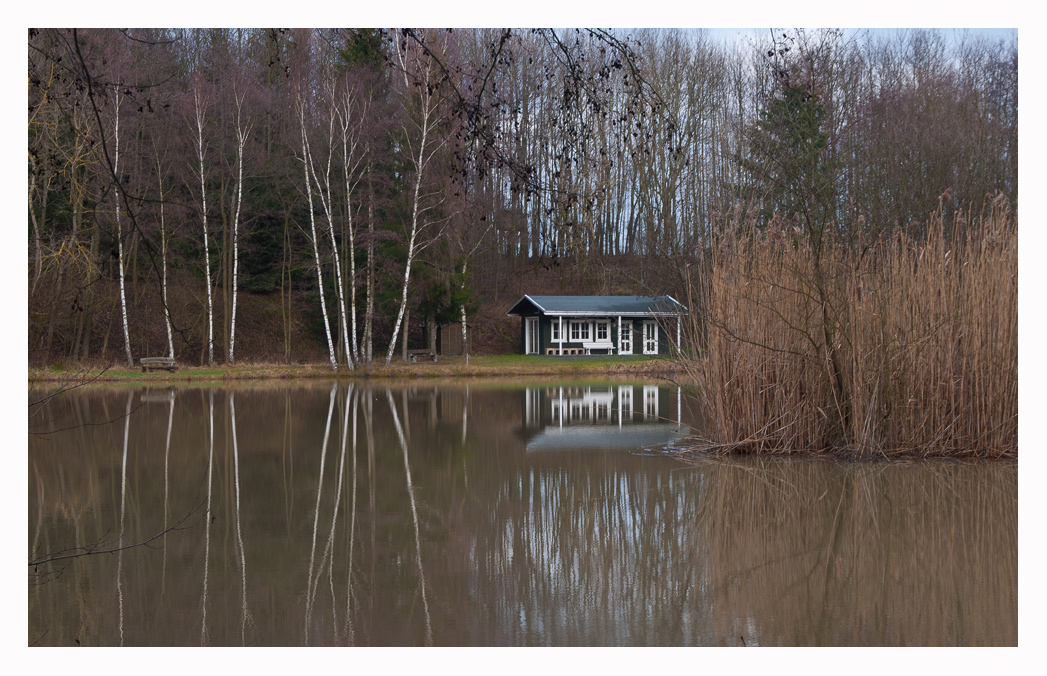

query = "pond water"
(28, 380), (1016, 646)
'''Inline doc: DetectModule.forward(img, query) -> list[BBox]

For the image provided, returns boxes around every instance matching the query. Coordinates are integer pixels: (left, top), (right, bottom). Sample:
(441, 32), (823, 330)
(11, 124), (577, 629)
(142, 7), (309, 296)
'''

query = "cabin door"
(618, 321), (632, 354)
(526, 317), (539, 355)
(643, 321), (658, 354)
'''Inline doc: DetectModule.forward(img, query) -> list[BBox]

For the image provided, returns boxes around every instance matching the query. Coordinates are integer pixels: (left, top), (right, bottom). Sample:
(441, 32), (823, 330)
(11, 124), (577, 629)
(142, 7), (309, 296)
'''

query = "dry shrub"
(684, 196), (1016, 457)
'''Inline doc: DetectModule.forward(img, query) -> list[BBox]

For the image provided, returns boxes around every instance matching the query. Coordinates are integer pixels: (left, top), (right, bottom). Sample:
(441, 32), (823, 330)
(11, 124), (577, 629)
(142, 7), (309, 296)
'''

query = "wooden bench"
(140, 357), (177, 372)
(406, 349), (437, 363)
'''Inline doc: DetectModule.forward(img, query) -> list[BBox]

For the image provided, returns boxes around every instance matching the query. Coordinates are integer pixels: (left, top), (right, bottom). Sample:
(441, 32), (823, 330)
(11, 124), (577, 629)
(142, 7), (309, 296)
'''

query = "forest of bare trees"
(27, 28), (1018, 368)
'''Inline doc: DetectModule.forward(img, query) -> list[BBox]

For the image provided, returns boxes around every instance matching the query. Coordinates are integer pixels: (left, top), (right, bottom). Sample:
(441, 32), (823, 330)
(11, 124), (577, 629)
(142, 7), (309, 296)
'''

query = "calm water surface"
(28, 380), (1016, 646)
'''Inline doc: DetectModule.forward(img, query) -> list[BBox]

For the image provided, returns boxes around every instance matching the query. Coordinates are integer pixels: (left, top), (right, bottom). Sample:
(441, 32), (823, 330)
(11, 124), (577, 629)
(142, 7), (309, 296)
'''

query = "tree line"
(27, 28), (1017, 368)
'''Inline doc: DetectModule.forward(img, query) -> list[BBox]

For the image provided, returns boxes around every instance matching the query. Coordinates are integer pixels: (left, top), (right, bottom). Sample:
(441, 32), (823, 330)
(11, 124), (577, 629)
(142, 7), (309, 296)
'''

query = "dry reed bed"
(682, 198), (1016, 458)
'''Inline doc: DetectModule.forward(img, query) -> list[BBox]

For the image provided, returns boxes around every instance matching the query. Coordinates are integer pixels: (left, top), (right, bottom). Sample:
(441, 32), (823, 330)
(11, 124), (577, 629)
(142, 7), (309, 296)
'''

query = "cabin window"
(596, 321), (609, 341)
(570, 321), (590, 341)
(552, 321), (560, 341)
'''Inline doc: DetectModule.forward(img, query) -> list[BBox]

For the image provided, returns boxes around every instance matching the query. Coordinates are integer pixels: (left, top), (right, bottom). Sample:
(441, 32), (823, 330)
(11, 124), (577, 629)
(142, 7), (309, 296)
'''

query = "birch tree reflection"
(201, 389), (214, 645)
(386, 387), (434, 646)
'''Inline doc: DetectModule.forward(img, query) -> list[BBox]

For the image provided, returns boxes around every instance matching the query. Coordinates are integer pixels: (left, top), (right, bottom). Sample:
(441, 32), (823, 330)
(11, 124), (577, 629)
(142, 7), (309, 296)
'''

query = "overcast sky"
(703, 27), (1016, 46)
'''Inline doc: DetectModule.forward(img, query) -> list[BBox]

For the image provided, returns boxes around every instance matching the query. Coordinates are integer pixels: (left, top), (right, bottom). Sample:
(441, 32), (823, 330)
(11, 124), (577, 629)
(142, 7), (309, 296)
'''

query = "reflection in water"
(386, 388), (433, 646)
(27, 382), (1016, 646)
(201, 390), (213, 645)
(304, 384), (337, 646)
(229, 391), (250, 645)
(117, 390), (131, 647)
(521, 385), (688, 451)
(345, 387), (359, 645)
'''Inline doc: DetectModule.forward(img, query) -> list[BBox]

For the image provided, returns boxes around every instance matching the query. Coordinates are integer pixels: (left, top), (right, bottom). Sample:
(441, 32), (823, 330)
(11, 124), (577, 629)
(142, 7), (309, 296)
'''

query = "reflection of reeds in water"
(683, 200), (1016, 457)
(692, 456), (1017, 645)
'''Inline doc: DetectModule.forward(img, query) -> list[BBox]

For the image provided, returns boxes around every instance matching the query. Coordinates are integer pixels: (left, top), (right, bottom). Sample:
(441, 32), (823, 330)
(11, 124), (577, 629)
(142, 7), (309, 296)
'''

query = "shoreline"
(28, 354), (688, 385)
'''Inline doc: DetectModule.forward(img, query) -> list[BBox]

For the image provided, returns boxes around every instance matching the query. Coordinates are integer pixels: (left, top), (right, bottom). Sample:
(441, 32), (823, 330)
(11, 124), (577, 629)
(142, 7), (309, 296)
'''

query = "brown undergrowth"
(680, 196), (1016, 459)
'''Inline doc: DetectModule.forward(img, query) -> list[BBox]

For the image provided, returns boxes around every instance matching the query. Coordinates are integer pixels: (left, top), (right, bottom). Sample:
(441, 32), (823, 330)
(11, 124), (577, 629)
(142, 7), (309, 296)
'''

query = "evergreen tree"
(745, 35), (837, 249)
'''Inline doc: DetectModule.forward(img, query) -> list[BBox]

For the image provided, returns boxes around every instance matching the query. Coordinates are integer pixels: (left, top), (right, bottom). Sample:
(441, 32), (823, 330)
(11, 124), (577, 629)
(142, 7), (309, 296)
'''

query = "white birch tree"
(192, 82), (216, 365)
(363, 168), (375, 364)
(385, 30), (447, 366)
(154, 145), (175, 359)
(112, 87), (134, 368)
(302, 78), (353, 369)
(336, 84), (370, 365)
(297, 92), (338, 370)
(227, 92), (251, 365)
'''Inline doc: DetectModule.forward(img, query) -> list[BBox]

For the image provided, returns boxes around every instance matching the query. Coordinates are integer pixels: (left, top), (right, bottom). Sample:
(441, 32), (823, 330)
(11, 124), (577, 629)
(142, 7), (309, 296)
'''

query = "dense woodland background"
(27, 28), (1018, 368)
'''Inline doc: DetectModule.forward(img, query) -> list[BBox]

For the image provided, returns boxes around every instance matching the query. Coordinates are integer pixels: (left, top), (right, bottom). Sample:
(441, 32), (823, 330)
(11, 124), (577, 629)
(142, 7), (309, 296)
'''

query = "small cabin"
(505, 295), (687, 356)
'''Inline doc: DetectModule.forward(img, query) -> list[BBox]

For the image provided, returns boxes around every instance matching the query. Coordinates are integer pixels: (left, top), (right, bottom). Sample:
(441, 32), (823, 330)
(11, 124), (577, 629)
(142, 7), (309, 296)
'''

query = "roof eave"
(506, 294), (548, 316)
(543, 311), (686, 317)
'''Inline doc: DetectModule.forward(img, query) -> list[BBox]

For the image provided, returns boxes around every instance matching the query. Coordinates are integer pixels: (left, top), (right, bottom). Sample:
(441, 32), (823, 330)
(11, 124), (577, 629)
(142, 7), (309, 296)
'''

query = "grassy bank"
(680, 198), (1017, 459)
(28, 354), (684, 385)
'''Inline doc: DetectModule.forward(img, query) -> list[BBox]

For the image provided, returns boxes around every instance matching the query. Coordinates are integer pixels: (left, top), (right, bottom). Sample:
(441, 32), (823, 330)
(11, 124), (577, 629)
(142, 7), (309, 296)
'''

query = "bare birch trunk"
(364, 165), (375, 364)
(346, 203), (359, 364)
(460, 260), (469, 366)
(457, 237), (470, 364)
(113, 89), (134, 368)
(338, 92), (367, 365)
(156, 151), (174, 359)
(385, 219), (418, 367)
(385, 35), (440, 366)
(194, 87), (215, 366)
(228, 94), (250, 366)
(298, 95), (338, 370)
(305, 109), (352, 369)
(401, 307), (409, 362)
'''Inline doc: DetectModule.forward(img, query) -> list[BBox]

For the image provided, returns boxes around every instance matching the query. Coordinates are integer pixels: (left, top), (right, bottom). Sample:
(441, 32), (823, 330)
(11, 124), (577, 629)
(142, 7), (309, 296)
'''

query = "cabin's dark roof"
(506, 295), (686, 317)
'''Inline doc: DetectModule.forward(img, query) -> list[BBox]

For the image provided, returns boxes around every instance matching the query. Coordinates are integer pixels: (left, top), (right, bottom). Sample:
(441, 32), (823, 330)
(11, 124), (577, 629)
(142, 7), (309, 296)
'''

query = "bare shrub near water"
(682, 197), (1016, 457)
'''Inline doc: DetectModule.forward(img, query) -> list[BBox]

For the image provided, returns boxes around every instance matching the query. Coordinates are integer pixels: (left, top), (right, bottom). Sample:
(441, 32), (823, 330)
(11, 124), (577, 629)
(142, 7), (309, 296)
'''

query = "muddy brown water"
(28, 381), (1016, 646)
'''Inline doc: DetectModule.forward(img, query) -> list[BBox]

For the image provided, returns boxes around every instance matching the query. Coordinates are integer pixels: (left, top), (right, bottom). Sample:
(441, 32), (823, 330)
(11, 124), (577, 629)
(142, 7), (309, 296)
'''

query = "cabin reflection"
(519, 385), (688, 451)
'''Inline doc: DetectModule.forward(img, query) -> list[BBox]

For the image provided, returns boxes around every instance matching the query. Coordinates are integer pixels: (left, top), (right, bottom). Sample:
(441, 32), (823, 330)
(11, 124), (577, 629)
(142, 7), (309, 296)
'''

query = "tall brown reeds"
(682, 196), (1016, 457)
